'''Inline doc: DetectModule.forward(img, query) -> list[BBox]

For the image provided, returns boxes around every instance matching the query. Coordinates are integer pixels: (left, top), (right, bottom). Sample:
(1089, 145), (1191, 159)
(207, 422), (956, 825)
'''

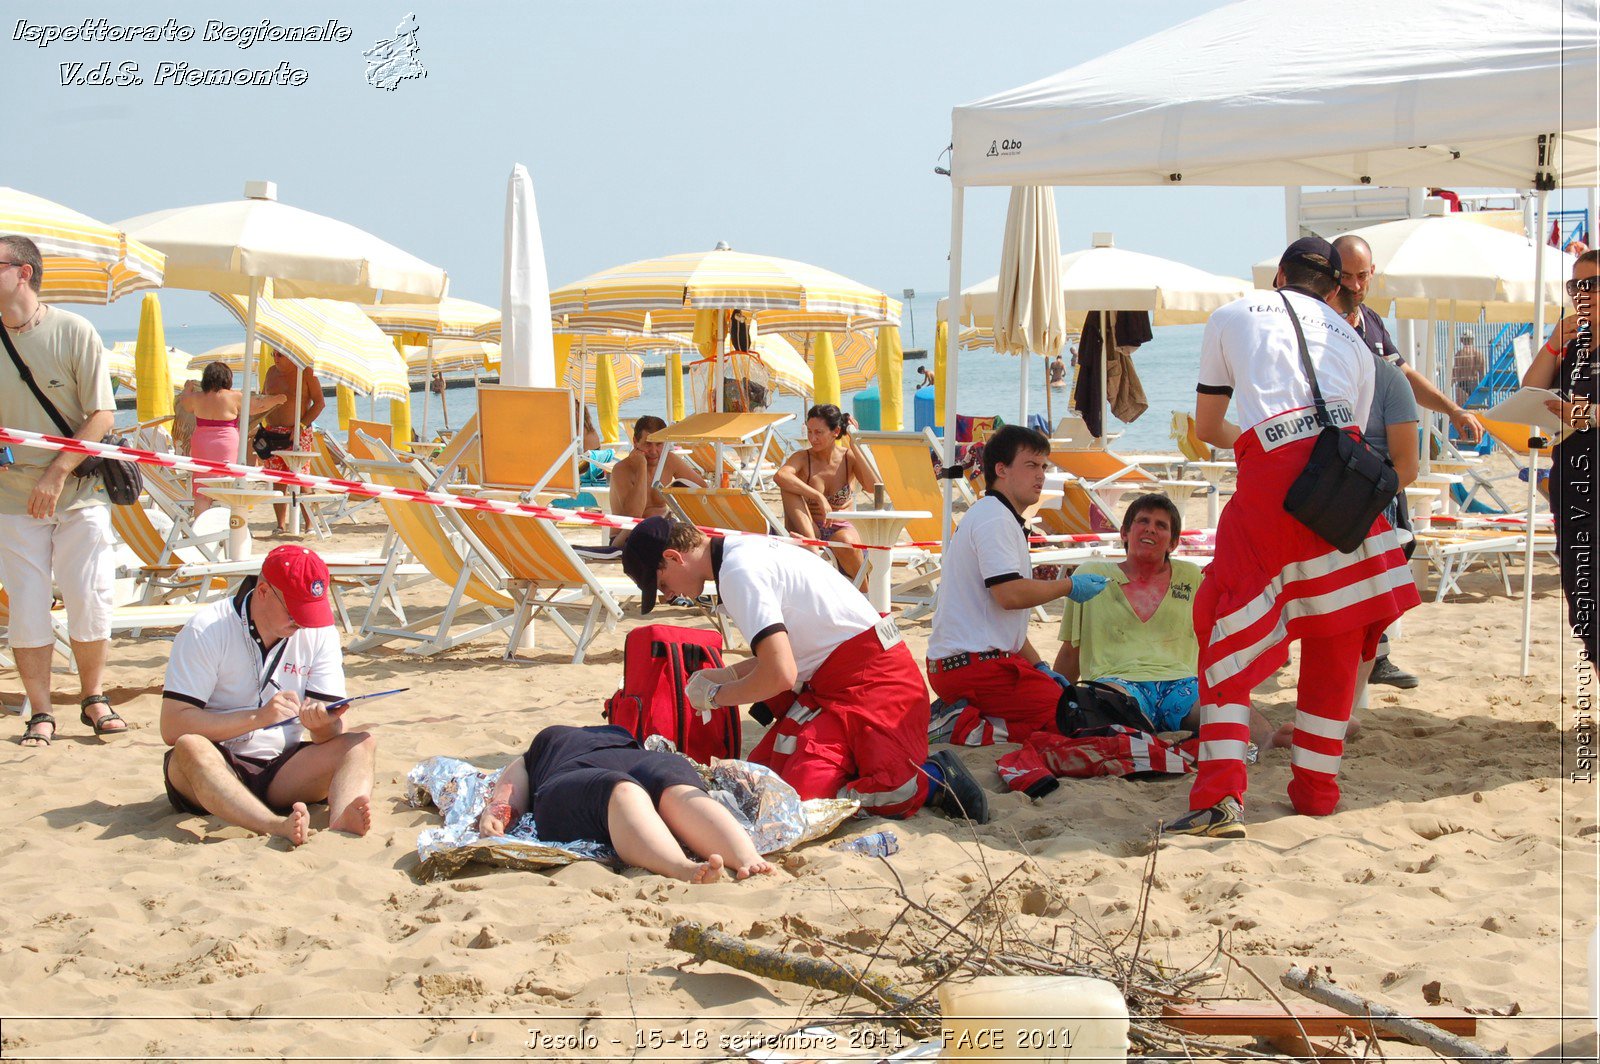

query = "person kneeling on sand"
(621, 516), (991, 824)
(478, 723), (773, 883)
(160, 546), (376, 846)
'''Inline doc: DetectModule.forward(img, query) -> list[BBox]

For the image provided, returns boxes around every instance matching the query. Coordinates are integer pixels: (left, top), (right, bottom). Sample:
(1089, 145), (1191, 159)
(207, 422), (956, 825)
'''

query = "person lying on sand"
(478, 724), (773, 883)
(160, 546), (376, 847)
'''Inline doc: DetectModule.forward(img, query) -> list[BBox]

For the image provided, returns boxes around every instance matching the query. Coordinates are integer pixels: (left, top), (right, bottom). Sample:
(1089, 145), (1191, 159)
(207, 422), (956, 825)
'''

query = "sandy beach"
(0, 499), (1595, 1063)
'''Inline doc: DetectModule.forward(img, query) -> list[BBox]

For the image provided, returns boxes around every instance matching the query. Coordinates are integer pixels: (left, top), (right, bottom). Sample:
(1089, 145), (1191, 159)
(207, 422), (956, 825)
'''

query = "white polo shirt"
(927, 494), (1032, 661)
(1197, 288), (1374, 438)
(163, 579), (346, 761)
(713, 535), (880, 682)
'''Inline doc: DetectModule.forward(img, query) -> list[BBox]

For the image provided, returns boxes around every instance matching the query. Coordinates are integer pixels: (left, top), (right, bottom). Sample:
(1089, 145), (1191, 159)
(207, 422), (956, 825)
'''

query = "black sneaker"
(927, 750), (991, 824)
(1161, 796), (1246, 839)
(1368, 656), (1419, 689)
(927, 698), (969, 744)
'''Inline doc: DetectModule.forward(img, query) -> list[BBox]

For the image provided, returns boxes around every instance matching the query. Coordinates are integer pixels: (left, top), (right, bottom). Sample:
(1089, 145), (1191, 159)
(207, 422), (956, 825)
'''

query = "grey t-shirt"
(0, 306), (115, 515)
(1361, 353), (1419, 459)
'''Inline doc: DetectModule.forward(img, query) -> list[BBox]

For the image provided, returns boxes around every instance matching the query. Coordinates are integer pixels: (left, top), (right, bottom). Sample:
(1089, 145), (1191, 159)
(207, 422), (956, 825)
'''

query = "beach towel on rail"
(747, 623), (931, 819)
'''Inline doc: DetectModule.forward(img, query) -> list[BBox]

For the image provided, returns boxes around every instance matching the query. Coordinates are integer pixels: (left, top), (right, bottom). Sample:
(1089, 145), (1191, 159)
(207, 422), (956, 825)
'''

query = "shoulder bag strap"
(0, 321), (77, 437)
(1279, 291), (1332, 430)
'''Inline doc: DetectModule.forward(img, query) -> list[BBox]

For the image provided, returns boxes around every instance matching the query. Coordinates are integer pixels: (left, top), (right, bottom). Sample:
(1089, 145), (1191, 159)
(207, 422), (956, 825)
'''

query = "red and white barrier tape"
(0, 427), (1206, 553)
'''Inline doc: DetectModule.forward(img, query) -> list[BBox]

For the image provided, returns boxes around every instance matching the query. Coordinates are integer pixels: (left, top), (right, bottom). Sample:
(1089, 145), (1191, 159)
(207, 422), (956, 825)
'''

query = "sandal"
(21, 713), (55, 747)
(79, 695), (128, 736)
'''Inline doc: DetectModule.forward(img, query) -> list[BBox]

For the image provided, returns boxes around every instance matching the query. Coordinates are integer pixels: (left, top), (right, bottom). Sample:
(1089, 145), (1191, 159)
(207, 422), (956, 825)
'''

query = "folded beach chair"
(454, 506), (633, 664)
(1413, 527), (1557, 602)
(660, 485), (789, 538)
(108, 500), (231, 605)
(347, 449), (518, 658)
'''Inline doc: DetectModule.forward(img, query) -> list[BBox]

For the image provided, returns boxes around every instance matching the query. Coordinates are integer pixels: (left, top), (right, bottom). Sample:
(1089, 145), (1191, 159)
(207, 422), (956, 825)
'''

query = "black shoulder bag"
(1278, 292), (1399, 553)
(0, 323), (143, 506)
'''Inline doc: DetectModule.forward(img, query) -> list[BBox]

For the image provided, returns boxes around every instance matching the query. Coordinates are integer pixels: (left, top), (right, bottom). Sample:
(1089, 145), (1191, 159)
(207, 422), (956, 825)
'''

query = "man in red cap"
(160, 545), (376, 846)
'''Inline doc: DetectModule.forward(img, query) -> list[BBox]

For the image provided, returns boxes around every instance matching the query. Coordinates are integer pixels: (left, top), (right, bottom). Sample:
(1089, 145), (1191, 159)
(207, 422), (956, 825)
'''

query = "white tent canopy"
(950, 0), (1598, 190)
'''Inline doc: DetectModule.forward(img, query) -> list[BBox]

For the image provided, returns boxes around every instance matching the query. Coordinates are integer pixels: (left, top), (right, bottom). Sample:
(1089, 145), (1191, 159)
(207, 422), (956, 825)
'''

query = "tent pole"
(941, 184), (965, 545)
(1531, 189), (1551, 357)
(287, 366), (304, 535)
(1521, 432), (1542, 677)
(1421, 303), (1437, 475)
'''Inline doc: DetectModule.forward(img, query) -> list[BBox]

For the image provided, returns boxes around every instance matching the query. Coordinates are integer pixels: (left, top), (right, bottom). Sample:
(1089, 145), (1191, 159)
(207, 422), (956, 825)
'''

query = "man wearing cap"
(1165, 238), (1419, 839)
(621, 516), (992, 823)
(160, 545), (375, 846)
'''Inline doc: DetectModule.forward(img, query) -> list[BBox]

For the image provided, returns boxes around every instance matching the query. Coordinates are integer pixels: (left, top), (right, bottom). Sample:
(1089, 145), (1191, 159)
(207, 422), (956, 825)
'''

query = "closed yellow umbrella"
(666, 350), (685, 421)
(133, 294), (173, 421)
(389, 337), (413, 445)
(595, 349), (621, 444)
(876, 326), (904, 431)
(337, 385), (357, 431)
(811, 332), (841, 407)
(934, 321), (948, 428)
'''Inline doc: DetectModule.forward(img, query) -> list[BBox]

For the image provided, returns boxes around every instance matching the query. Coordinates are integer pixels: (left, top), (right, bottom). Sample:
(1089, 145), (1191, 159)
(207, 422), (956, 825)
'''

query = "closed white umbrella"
(992, 186), (1067, 426)
(500, 164), (557, 388)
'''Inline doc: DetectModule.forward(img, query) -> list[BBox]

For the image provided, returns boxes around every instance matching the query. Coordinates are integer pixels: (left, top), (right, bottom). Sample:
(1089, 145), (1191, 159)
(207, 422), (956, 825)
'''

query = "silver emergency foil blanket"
(406, 755), (858, 881)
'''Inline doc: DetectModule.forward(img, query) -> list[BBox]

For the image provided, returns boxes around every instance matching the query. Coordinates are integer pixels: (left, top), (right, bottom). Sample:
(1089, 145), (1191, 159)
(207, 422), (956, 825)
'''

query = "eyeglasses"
(0, 262), (23, 271)
(1568, 276), (1598, 298)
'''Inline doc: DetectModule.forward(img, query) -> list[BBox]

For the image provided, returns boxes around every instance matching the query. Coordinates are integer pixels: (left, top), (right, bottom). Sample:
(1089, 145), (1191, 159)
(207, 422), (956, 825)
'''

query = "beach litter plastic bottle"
(831, 830), (899, 857)
(937, 975), (1129, 1061)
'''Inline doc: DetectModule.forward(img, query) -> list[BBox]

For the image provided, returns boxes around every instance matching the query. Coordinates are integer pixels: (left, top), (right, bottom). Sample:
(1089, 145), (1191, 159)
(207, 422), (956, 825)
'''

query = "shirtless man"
(256, 349), (325, 532)
(607, 415), (707, 545)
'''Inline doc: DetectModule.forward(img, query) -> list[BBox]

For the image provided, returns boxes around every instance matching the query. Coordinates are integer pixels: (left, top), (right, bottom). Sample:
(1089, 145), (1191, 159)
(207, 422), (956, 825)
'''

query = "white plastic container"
(938, 975), (1129, 1061)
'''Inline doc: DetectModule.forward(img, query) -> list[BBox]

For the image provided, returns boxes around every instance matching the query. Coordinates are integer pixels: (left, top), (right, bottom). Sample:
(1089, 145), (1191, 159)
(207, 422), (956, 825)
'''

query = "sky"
(7, 0), (1587, 334)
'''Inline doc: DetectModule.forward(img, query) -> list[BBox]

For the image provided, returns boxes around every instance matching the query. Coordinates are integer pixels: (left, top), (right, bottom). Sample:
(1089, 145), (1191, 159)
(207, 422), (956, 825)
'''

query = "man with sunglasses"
(160, 545), (376, 846)
(1524, 250), (1600, 664)
(0, 234), (122, 748)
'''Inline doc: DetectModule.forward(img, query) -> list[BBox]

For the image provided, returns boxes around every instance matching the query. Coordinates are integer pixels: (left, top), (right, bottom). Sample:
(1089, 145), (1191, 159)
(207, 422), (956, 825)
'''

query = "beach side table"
(1185, 460), (1234, 526)
(272, 449), (322, 536)
(827, 508), (929, 614)
(195, 479), (282, 561)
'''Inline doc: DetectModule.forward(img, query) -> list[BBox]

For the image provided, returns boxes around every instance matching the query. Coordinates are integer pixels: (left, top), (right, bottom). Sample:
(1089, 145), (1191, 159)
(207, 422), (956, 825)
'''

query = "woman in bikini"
(775, 404), (881, 580)
(179, 361), (285, 513)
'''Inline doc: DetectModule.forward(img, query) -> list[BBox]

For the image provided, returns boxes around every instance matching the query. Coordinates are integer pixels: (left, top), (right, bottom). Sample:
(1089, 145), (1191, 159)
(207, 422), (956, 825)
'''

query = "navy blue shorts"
(522, 725), (706, 845)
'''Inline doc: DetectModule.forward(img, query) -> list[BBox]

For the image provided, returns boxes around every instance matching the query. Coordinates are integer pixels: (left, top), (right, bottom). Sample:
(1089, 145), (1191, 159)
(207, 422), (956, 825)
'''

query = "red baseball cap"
(260, 545), (335, 628)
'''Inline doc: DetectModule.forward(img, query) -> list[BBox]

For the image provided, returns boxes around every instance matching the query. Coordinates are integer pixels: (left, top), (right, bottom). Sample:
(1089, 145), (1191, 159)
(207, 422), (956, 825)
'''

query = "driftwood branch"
(1281, 967), (1508, 1063)
(668, 921), (935, 1037)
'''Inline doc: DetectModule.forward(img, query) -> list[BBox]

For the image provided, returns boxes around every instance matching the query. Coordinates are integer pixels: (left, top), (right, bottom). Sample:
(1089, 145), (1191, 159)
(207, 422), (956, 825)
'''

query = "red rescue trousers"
(748, 626), (931, 817)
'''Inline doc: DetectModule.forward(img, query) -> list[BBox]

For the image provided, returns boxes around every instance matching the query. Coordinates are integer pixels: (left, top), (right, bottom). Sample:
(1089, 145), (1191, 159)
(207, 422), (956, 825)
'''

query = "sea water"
(101, 293), (1209, 453)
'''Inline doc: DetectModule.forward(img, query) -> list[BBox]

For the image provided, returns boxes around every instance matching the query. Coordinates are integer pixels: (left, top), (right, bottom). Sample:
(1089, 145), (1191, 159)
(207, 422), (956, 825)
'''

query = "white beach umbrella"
(118, 180), (447, 466)
(499, 164), (557, 388)
(992, 186), (1067, 424)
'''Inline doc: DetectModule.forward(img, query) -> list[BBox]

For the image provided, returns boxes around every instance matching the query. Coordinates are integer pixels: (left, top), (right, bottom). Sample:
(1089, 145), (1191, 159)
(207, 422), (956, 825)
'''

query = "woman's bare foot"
(732, 856), (774, 880)
(270, 803), (311, 846)
(328, 794), (372, 836)
(685, 854), (725, 884)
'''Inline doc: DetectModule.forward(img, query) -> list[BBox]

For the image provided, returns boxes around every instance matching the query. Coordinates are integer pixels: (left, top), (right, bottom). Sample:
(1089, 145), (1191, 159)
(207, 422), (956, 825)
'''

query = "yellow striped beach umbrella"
(108, 342), (197, 390)
(361, 297), (500, 343)
(561, 344), (645, 405)
(403, 339), (501, 376)
(210, 293), (409, 401)
(549, 245), (901, 335)
(797, 330), (877, 392)
(0, 187), (164, 304)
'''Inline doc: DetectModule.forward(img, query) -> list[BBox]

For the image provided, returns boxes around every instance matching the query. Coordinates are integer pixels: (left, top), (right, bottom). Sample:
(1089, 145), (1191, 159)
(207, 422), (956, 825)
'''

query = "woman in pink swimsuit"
(775, 404), (882, 580)
(179, 361), (286, 513)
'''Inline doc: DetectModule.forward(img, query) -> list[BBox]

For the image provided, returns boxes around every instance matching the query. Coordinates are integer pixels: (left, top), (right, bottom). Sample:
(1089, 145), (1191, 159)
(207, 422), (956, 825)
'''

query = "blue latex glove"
(1067, 572), (1109, 603)
(1033, 661), (1072, 690)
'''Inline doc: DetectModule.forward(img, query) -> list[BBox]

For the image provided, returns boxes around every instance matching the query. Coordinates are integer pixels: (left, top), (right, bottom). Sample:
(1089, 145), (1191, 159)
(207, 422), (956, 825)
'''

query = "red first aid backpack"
(604, 624), (742, 763)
